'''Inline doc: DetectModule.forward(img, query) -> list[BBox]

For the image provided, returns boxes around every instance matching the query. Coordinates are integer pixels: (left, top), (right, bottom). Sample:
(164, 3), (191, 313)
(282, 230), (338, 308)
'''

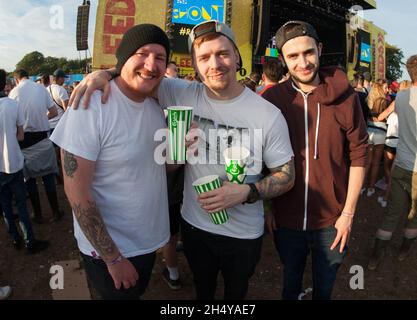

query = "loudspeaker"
(76, 4), (90, 51)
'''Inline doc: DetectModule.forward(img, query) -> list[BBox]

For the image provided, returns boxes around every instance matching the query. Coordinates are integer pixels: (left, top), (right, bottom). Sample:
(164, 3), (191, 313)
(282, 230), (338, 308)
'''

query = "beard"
(288, 60), (320, 85)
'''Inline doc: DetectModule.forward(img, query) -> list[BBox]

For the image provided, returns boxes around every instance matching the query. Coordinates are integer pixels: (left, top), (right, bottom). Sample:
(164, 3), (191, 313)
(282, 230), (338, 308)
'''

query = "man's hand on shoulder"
(69, 69), (113, 110)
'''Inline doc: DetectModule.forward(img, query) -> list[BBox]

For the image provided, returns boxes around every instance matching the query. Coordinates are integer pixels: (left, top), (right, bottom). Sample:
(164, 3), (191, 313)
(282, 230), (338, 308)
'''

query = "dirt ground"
(1, 180), (416, 300)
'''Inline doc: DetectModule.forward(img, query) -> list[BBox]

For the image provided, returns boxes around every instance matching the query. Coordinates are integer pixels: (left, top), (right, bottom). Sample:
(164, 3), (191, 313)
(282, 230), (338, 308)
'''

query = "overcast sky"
(1, 0), (415, 80)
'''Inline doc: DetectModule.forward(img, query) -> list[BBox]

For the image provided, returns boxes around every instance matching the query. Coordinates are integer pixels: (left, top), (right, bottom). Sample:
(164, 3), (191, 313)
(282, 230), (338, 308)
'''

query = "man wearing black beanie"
(50, 24), (176, 299)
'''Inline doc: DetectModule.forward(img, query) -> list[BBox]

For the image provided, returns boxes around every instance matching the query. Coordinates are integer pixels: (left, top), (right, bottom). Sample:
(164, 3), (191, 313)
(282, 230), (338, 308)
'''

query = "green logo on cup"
(226, 161), (245, 183)
(171, 113), (178, 128)
(223, 146), (250, 184)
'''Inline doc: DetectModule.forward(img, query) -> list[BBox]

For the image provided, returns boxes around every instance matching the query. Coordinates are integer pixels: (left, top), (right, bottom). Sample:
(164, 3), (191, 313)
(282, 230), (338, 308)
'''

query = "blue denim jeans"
(273, 225), (347, 300)
(0, 170), (34, 243)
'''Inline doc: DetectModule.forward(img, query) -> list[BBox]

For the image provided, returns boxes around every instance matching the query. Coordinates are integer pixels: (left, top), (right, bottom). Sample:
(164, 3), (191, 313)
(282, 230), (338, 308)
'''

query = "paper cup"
(223, 146), (250, 184)
(167, 106), (193, 161)
(192, 175), (229, 225)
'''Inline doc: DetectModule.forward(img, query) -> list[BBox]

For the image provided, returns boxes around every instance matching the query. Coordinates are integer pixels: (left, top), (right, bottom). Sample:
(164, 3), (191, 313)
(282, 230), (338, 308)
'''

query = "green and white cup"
(167, 106), (193, 162)
(223, 146), (250, 184)
(192, 175), (229, 225)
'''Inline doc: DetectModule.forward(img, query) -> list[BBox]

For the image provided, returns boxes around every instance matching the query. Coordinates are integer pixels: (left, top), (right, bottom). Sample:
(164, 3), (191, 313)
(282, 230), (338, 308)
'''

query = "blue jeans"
(273, 226), (347, 300)
(0, 171), (34, 243)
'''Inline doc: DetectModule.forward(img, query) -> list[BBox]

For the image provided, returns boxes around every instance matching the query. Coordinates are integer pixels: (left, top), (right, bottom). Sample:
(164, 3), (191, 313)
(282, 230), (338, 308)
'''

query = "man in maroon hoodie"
(262, 21), (368, 300)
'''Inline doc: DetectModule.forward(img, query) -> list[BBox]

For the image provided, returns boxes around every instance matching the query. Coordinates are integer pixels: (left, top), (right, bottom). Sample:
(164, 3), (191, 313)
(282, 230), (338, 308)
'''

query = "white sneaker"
(0, 286), (12, 300)
(298, 287), (313, 300)
(367, 188), (375, 197)
(378, 196), (387, 208)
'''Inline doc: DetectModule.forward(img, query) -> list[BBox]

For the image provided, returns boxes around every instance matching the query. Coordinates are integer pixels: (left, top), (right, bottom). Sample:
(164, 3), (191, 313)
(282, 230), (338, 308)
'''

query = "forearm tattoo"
(256, 158), (295, 200)
(72, 200), (118, 259)
(63, 151), (78, 178)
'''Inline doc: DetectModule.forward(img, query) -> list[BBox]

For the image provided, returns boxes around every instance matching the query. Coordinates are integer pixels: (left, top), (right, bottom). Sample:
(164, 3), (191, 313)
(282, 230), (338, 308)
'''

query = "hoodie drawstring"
(314, 103), (320, 160)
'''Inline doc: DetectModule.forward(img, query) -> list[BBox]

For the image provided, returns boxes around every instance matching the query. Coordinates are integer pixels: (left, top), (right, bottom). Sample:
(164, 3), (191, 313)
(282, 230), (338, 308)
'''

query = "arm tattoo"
(63, 151), (78, 178)
(72, 200), (118, 259)
(256, 158), (295, 200)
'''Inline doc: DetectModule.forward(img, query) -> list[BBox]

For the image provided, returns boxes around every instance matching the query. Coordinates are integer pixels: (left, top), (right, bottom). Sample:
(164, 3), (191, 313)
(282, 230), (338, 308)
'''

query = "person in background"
(376, 80), (412, 208)
(165, 61), (179, 79)
(363, 71), (372, 93)
(352, 73), (369, 123)
(36, 74), (50, 88)
(363, 82), (389, 198)
(48, 69), (69, 133)
(0, 68), (49, 254)
(368, 55), (417, 269)
(257, 58), (284, 95)
(9, 69), (63, 224)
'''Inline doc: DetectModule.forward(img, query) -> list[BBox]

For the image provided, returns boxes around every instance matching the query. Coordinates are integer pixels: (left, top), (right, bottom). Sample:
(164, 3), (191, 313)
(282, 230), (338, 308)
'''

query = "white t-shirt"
(48, 84), (69, 129)
(158, 78), (294, 239)
(50, 80), (170, 258)
(0, 97), (25, 173)
(9, 79), (54, 132)
(395, 87), (417, 172)
(385, 112), (398, 148)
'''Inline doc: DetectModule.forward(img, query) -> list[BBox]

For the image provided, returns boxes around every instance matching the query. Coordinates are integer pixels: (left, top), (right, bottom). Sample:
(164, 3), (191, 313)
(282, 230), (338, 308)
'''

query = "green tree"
(386, 45), (404, 82)
(38, 56), (60, 75)
(15, 51), (45, 75)
(16, 51), (92, 76)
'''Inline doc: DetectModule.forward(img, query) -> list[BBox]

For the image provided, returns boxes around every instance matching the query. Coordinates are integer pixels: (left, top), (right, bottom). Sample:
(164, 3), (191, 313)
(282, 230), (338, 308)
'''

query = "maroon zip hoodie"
(262, 66), (368, 230)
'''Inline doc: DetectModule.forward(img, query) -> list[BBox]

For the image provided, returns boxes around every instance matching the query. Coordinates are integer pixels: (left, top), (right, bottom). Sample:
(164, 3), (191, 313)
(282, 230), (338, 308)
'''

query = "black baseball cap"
(276, 21), (320, 51)
(53, 69), (69, 78)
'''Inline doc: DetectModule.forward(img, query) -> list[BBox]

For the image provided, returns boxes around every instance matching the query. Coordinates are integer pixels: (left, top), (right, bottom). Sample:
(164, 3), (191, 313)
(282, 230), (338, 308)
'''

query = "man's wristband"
(105, 254), (123, 267)
(243, 183), (260, 204)
(341, 211), (355, 219)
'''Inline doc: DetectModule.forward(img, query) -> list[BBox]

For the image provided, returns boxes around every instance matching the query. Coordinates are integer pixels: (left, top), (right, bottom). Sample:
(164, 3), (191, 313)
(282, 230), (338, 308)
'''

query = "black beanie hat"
(115, 24), (171, 73)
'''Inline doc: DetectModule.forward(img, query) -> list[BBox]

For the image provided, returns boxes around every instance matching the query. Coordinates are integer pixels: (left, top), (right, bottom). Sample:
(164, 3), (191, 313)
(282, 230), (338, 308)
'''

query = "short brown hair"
(193, 32), (222, 50)
(263, 59), (284, 83)
(406, 54), (417, 82)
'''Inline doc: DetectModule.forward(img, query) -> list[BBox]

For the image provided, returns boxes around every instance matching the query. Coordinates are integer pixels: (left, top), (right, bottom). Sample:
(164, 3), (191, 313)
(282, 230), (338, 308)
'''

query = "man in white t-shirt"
(51, 24), (177, 300)
(71, 21), (295, 300)
(9, 69), (63, 224)
(48, 69), (69, 131)
(0, 68), (49, 254)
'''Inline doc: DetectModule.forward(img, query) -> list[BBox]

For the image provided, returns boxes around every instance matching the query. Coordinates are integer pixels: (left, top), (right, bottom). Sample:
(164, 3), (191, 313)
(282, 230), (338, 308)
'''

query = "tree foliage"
(386, 46), (404, 82)
(15, 51), (91, 75)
